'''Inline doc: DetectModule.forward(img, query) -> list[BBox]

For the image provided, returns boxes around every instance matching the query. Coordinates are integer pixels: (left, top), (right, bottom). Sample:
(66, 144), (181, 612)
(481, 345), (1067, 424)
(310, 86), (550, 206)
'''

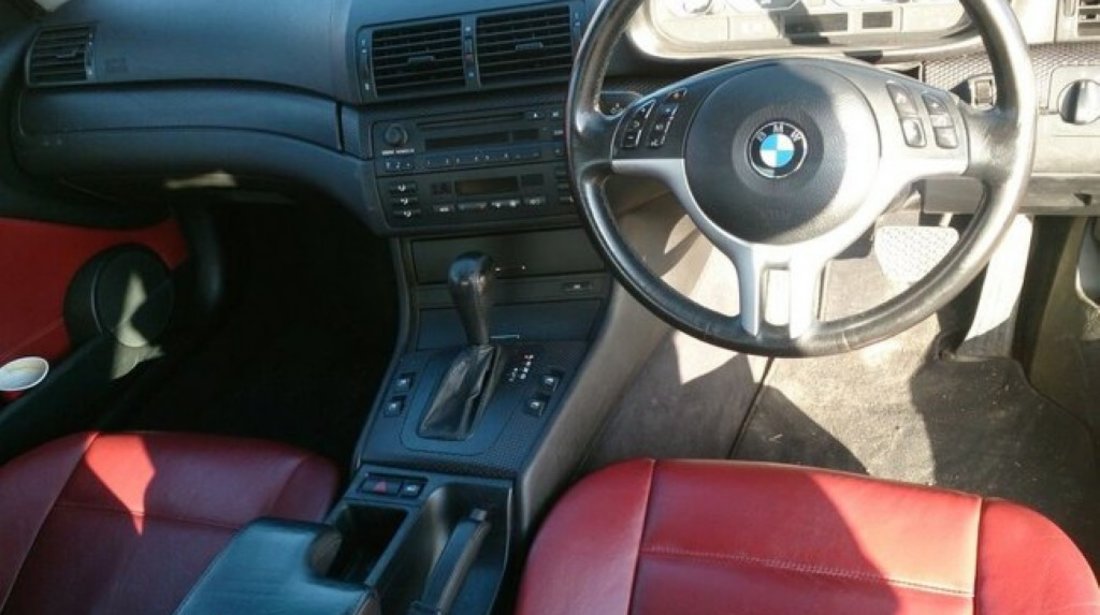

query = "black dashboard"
(10, 0), (1100, 236)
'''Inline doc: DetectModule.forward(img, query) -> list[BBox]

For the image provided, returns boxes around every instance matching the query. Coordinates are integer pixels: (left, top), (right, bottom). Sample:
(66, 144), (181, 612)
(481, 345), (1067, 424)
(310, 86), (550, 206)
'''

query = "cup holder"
(328, 505), (408, 583)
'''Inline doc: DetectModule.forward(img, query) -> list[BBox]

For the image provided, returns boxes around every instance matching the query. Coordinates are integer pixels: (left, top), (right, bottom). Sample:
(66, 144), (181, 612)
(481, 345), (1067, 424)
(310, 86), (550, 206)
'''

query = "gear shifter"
(448, 253), (494, 347)
(419, 253), (501, 441)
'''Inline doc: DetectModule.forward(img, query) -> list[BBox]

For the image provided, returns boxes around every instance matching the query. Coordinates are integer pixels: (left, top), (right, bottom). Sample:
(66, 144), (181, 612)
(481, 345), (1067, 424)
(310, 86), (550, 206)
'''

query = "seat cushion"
(518, 459), (1099, 615)
(0, 431), (340, 615)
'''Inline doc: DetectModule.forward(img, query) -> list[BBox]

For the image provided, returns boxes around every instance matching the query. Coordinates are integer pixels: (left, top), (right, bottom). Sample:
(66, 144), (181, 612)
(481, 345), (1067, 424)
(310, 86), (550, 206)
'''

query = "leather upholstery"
(0, 432), (339, 615)
(518, 459), (1100, 615)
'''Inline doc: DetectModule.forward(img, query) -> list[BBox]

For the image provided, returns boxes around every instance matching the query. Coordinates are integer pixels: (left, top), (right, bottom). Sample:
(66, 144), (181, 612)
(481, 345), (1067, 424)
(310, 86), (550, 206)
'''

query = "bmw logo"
(749, 121), (808, 179)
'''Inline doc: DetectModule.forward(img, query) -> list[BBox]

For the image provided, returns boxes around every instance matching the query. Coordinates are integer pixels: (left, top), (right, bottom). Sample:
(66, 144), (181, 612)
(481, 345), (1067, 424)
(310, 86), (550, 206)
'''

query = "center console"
(374, 105), (573, 229)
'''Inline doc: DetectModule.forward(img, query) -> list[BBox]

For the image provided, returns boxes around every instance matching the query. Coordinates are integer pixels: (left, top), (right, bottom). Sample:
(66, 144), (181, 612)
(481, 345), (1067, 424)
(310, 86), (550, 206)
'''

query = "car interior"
(0, 0), (1098, 612)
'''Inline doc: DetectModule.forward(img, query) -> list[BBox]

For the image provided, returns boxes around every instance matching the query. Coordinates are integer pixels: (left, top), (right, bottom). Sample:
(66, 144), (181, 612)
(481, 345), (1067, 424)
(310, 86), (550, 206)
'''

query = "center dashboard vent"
(1079, 0), (1100, 36)
(476, 5), (575, 85)
(27, 25), (94, 86)
(371, 19), (465, 97)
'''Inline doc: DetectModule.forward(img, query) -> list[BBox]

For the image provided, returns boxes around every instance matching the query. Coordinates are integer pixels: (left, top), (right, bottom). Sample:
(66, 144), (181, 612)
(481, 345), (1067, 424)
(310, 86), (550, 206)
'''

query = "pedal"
(873, 225), (959, 284)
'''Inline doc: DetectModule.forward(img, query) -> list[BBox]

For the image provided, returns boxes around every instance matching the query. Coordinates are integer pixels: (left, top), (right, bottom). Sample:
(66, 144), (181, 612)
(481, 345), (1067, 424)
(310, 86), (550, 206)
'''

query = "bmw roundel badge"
(749, 121), (808, 179)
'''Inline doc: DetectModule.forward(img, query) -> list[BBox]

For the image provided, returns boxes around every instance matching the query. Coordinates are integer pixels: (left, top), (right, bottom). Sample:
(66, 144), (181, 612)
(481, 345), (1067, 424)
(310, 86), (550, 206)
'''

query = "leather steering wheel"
(567, 0), (1037, 357)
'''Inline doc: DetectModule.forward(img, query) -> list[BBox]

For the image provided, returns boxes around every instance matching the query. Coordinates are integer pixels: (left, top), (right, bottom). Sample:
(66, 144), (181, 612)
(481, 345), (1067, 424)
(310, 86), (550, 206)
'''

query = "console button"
(399, 481), (424, 498)
(394, 373), (414, 393)
(887, 84), (919, 116)
(383, 397), (405, 417)
(458, 201), (488, 212)
(540, 374), (561, 393)
(524, 398), (548, 417)
(392, 196), (419, 207)
(524, 196), (547, 207)
(900, 118), (926, 148)
(382, 159), (402, 173)
(432, 204), (456, 215)
(389, 181), (417, 194)
(362, 475), (401, 496)
(392, 209), (422, 220)
(383, 124), (409, 147)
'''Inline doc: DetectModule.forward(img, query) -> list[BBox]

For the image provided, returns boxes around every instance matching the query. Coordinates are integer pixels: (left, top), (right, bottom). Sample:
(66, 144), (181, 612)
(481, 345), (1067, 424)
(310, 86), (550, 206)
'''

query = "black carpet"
(114, 203), (396, 464)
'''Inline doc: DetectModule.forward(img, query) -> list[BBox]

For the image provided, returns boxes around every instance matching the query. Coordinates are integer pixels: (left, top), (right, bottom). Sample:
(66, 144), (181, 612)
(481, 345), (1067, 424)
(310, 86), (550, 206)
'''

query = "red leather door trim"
(0, 217), (188, 365)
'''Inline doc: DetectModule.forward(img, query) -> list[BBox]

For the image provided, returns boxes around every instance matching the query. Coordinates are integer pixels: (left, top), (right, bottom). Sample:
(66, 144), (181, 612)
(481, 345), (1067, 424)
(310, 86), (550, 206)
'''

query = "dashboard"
(637, 0), (971, 57)
(7, 0), (1100, 239)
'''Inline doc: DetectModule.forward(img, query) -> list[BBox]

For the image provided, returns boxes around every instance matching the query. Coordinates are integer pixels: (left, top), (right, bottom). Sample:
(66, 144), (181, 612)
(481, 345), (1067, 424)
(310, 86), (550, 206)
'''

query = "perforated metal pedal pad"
(873, 225), (959, 284)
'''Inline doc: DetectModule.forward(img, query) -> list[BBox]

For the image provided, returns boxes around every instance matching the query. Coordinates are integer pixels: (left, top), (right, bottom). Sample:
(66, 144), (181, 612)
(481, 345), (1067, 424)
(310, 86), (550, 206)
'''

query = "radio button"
(392, 209), (422, 220)
(526, 110), (546, 121)
(383, 124), (409, 147)
(424, 156), (453, 169)
(490, 199), (521, 210)
(432, 204), (456, 215)
(524, 196), (547, 207)
(389, 181), (418, 194)
(458, 201), (489, 212)
(383, 159), (402, 173)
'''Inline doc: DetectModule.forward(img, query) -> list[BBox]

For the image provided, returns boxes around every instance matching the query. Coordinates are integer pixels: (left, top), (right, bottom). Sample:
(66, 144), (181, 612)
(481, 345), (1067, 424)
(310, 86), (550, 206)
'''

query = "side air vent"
(1079, 0), (1100, 36)
(476, 5), (574, 85)
(27, 25), (94, 86)
(371, 19), (465, 97)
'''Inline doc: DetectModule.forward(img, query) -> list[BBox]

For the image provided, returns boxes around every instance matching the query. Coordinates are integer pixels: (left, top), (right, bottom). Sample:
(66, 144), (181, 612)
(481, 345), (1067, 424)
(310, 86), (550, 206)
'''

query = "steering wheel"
(567, 0), (1036, 357)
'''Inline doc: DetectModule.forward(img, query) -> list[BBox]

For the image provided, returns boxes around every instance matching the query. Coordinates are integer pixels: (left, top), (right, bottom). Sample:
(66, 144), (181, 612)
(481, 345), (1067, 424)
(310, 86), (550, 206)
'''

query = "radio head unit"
(373, 105), (574, 230)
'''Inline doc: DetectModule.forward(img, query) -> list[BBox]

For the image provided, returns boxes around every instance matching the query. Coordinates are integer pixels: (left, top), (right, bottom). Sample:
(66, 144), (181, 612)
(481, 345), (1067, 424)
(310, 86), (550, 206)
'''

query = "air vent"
(1079, 0), (1100, 36)
(27, 25), (94, 86)
(371, 19), (465, 97)
(476, 5), (574, 86)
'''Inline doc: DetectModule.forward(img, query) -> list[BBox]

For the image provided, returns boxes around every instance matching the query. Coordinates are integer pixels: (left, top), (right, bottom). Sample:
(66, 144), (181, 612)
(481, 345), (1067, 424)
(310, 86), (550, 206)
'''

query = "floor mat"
(732, 259), (1100, 568)
(116, 204), (395, 463)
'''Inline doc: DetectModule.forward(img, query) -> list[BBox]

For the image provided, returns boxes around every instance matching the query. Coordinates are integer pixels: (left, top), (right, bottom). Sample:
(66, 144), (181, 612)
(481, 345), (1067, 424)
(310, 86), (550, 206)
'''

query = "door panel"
(0, 217), (188, 366)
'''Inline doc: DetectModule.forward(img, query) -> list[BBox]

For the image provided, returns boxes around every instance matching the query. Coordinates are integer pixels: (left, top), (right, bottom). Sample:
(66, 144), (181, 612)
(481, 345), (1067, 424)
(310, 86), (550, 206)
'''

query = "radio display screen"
(455, 177), (519, 197)
(426, 132), (509, 150)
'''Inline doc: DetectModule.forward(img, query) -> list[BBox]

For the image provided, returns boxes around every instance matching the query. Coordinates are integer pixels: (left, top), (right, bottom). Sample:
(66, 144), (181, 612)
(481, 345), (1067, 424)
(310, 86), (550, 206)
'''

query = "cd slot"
(425, 128), (542, 152)
(418, 112), (526, 131)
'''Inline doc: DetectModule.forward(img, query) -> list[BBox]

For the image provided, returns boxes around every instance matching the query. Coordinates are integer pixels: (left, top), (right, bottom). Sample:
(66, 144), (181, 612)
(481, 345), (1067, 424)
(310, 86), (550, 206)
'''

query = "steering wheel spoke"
(732, 247), (826, 339)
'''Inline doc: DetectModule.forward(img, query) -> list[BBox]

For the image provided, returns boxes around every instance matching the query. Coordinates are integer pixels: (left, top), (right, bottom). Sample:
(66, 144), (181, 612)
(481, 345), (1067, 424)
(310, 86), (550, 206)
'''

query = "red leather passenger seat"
(0, 432), (339, 614)
(518, 459), (1099, 615)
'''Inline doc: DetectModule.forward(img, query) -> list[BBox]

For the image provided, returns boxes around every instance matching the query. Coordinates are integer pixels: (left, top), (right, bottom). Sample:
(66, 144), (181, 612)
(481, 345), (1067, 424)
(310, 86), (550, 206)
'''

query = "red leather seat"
(0, 431), (339, 615)
(518, 459), (1100, 615)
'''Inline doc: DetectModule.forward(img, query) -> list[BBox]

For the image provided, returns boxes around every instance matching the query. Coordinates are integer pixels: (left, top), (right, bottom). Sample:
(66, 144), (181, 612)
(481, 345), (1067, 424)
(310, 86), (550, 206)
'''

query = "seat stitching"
(973, 498), (984, 615)
(625, 460), (657, 615)
(53, 500), (242, 532)
(641, 545), (975, 597)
